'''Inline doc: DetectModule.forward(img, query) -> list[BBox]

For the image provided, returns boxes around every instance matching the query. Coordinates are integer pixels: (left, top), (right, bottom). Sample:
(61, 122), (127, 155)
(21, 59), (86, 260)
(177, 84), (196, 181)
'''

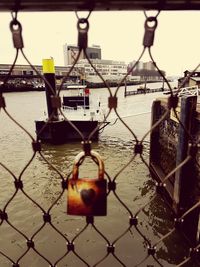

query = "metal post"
(42, 58), (58, 121)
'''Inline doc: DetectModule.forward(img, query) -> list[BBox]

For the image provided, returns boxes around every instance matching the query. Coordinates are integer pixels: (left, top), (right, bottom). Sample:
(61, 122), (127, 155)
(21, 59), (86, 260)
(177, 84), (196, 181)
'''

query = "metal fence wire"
(0, 7), (200, 267)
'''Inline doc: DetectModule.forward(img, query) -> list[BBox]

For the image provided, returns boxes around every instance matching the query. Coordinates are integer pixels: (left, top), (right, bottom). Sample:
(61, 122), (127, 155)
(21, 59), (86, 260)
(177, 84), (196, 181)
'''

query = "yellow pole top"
(42, 58), (55, 74)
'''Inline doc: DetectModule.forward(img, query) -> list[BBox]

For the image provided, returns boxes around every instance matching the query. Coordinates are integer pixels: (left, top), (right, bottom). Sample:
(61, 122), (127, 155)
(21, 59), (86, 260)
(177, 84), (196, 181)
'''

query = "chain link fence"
(0, 4), (200, 267)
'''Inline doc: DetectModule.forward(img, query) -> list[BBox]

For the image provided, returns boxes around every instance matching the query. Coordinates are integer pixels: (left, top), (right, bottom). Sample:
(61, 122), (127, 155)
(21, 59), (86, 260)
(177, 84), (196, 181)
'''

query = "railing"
(178, 86), (200, 97)
(125, 87), (167, 96)
(1, 0), (200, 11)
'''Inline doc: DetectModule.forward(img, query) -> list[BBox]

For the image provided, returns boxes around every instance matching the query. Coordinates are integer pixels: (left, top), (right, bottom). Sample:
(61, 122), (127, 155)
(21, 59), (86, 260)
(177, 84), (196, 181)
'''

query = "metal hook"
(77, 18), (89, 50)
(11, 0), (21, 20)
(75, 10), (92, 20)
(10, 19), (24, 49)
(11, 11), (18, 21)
(143, 16), (158, 48)
(77, 18), (89, 32)
(144, 10), (160, 19)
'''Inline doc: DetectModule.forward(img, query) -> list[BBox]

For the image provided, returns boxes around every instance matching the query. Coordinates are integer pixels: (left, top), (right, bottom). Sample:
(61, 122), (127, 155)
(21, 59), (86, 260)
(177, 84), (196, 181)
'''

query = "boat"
(62, 85), (90, 110)
(65, 84), (87, 90)
(35, 84), (108, 144)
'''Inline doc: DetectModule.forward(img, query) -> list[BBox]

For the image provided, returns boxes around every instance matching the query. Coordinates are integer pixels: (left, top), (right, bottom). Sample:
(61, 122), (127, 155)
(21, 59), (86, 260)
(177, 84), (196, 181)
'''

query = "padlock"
(67, 150), (107, 216)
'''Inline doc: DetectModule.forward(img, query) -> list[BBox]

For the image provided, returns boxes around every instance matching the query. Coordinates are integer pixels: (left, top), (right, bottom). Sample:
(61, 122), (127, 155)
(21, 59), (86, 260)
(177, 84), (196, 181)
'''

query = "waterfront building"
(178, 69), (200, 88)
(63, 44), (101, 66)
(75, 58), (128, 83)
(0, 64), (83, 77)
(86, 45), (102, 59)
(128, 60), (156, 73)
(0, 64), (83, 88)
(128, 60), (164, 81)
(128, 60), (143, 71)
(63, 44), (162, 84)
(143, 61), (156, 71)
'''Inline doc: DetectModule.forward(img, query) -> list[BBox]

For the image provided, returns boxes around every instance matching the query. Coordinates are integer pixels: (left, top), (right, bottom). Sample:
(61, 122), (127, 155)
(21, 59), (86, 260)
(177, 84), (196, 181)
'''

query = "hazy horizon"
(0, 10), (199, 77)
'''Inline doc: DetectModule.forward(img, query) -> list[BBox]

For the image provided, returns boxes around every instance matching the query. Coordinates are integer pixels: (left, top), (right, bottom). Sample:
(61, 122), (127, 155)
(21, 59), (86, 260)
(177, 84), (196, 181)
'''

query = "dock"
(150, 94), (200, 245)
(124, 87), (167, 97)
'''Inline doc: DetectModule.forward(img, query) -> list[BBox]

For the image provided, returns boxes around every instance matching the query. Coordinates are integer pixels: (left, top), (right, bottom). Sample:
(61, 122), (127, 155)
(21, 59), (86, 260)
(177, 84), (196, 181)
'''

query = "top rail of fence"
(1, 0), (200, 12)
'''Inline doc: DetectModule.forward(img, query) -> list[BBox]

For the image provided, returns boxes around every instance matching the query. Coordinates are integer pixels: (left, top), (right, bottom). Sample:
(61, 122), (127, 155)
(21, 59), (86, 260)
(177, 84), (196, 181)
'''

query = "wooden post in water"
(124, 78), (127, 97)
(162, 77), (165, 91)
(144, 77), (147, 93)
(150, 100), (161, 164)
(173, 95), (199, 245)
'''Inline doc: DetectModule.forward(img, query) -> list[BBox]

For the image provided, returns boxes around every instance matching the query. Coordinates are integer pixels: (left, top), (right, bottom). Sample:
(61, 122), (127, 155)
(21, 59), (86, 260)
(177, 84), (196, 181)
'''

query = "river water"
(0, 82), (194, 267)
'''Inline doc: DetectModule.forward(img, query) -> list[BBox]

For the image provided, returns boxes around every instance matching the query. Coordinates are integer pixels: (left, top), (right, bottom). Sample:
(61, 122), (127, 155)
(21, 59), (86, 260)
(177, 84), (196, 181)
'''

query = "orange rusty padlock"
(67, 150), (107, 216)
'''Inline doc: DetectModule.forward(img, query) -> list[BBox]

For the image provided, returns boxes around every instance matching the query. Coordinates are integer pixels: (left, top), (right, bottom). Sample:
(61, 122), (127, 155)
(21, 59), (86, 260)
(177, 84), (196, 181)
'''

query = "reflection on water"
(0, 84), (194, 266)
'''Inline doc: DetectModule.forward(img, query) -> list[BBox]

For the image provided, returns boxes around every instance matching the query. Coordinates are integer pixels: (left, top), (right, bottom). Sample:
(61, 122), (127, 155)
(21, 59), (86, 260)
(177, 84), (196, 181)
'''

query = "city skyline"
(64, 44), (158, 72)
(0, 10), (199, 76)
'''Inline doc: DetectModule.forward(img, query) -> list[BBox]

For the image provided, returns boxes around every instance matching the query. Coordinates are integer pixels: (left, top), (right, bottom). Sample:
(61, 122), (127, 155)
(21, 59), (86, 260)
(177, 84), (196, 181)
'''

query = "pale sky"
(0, 10), (199, 76)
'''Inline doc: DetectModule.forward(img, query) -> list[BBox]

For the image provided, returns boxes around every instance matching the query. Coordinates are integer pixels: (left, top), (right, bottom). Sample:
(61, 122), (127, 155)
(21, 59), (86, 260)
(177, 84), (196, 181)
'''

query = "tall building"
(63, 44), (101, 66)
(63, 44), (84, 66)
(86, 45), (102, 59)
(128, 60), (164, 81)
(143, 61), (155, 71)
(128, 60), (143, 71)
(128, 60), (156, 72)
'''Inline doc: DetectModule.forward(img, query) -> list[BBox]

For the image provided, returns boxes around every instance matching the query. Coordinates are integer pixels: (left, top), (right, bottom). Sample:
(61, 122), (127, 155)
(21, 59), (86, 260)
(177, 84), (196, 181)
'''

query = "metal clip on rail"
(10, 19), (24, 49)
(77, 18), (89, 50)
(143, 16), (158, 47)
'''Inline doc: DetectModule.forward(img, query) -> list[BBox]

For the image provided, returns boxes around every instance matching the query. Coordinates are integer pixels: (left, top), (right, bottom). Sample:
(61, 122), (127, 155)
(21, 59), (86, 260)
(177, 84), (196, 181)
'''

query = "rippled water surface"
(0, 83), (194, 266)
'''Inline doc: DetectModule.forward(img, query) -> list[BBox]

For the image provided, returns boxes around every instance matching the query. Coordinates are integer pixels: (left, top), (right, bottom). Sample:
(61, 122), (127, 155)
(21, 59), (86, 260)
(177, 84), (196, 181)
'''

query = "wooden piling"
(150, 95), (200, 245)
(173, 95), (199, 245)
(150, 100), (161, 164)
(124, 78), (127, 97)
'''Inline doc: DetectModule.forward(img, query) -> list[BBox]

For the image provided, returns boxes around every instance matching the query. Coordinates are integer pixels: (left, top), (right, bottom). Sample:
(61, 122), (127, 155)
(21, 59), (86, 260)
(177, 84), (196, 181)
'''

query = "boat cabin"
(62, 85), (90, 110)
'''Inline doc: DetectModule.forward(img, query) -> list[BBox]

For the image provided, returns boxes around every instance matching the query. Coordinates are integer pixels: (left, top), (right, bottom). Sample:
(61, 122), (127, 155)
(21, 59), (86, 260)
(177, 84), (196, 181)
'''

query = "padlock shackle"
(72, 150), (104, 180)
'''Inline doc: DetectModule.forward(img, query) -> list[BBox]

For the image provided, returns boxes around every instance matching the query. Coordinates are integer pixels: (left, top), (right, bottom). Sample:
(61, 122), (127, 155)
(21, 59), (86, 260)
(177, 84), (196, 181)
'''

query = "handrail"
(1, 0), (200, 12)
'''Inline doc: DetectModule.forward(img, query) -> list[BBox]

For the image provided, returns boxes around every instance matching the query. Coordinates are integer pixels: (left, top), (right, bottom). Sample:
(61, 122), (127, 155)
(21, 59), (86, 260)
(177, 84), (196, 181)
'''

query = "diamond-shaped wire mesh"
(0, 8), (200, 267)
